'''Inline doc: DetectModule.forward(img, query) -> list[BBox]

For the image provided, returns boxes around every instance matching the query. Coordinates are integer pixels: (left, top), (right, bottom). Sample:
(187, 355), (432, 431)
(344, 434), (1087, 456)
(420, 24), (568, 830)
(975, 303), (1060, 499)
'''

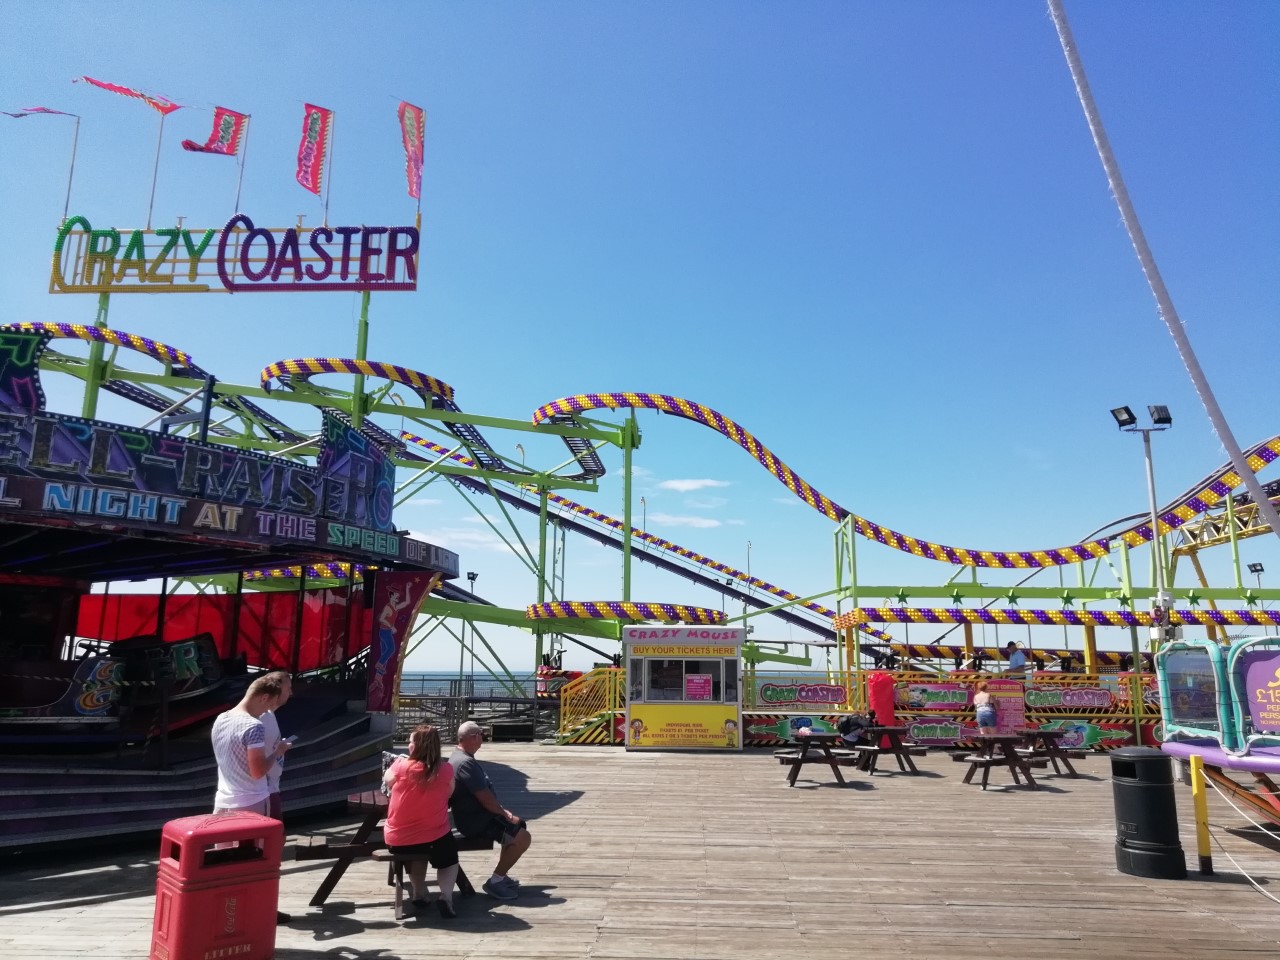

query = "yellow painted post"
(1083, 624), (1098, 673)
(962, 621), (974, 660)
(1189, 754), (1214, 875)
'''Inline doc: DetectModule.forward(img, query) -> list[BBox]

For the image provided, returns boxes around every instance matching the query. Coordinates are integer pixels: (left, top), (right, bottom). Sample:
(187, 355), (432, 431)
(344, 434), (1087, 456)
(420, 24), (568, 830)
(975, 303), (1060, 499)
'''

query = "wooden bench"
(295, 791), (494, 916)
(371, 833), (495, 920)
(776, 752), (860, 766)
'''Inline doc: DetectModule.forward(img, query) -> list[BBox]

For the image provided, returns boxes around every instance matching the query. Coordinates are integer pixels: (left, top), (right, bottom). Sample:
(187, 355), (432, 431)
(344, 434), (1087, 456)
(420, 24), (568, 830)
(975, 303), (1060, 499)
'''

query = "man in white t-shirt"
(212, 674), (291, 816)
(258, 671), (293, 821)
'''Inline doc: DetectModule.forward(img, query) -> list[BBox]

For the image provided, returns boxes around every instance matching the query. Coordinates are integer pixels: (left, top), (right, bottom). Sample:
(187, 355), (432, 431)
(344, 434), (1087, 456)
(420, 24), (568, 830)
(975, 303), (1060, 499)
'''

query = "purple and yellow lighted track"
(834, 607), (1280, 630)
(3, 322), (193, 368)
(260, 357), (454, 405)
(527, 601), (726, 625)
(534, 392), (1280, 568)
(243, 562), (362, 582)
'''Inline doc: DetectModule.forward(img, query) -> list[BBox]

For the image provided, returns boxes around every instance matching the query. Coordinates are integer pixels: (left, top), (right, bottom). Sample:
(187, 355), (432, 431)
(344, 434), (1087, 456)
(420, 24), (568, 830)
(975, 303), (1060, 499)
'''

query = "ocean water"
(401, 671), (537, 698)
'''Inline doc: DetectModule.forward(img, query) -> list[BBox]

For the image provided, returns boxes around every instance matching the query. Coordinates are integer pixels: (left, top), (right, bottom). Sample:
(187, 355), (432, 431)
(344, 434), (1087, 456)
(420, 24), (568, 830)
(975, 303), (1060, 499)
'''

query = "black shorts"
(476, 815), (528, 847)
(388, 832), (459, 868)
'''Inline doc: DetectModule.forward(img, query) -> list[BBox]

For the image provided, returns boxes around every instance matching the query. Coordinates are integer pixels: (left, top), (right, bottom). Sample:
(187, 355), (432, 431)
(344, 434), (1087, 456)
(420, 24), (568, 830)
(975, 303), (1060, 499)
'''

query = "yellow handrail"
(558, 666), (624, 736)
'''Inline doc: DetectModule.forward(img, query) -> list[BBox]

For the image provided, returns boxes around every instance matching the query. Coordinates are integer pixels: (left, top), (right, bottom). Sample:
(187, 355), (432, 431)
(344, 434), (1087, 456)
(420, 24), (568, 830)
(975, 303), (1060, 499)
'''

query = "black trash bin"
(1110, 746), (1186, 879)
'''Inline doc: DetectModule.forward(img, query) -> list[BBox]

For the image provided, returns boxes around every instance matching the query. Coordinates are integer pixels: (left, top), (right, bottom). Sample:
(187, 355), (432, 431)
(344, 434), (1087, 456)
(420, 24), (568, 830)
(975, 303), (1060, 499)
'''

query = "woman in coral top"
(382, 724), (458, 917)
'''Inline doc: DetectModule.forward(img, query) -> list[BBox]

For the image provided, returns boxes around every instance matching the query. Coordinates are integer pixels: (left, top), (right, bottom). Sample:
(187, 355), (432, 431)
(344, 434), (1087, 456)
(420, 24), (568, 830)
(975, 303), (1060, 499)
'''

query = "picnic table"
(962, 732), (1047, 790)
(293, 790), (492, 917)
(856, 724), (925, 775)
(1020, 727), (1081, 778)
(775, 732), (852, 786)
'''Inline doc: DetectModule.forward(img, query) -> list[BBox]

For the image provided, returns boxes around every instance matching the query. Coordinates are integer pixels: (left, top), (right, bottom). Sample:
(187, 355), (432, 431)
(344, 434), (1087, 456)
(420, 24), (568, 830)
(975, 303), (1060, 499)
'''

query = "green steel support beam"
(621, 410), (635, 601)
(79, 292), (110, 419)
(352, 290), (370, 430)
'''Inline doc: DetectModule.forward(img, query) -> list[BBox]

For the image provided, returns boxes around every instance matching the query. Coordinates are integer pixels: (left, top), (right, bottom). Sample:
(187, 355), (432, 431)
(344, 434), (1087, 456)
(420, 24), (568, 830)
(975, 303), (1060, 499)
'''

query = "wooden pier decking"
(2, 744), (1278, 959)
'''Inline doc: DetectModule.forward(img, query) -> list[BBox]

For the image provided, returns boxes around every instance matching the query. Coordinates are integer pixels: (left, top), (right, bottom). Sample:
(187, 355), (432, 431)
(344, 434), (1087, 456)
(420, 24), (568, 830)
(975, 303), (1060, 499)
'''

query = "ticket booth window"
(646, 659), (684, 700)
(641, 658), (737, 702)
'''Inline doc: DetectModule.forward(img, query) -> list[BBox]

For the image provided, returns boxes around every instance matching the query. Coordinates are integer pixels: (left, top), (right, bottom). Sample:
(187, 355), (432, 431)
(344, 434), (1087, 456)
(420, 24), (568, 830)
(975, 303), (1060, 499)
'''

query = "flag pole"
(234, 115), (251, 213)
(322, 113), (335, 227)
(62, 114), (81, 223)
(417, 111), (424, 219)
(146, 112), (166, 229)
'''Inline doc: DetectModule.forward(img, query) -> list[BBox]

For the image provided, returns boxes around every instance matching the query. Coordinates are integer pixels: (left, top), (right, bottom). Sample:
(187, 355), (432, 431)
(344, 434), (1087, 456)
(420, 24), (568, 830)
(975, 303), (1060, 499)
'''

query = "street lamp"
(463, 571), (479, 684)
(1111, 405), (1172, 626)
(639, 496), (646, 531)
(1248, 563), (1270, 636)
(1248, 562), (1265, 588)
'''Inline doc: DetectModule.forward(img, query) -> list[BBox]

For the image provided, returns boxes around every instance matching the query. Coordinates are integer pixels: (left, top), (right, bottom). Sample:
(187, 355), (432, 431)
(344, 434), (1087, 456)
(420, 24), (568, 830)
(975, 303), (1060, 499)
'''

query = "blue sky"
(2, 3), (1278, 672)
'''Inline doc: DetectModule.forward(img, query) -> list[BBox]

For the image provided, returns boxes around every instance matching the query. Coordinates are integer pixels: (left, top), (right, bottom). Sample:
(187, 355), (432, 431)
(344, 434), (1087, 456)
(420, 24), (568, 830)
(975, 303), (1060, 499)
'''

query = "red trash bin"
(151, 812), (283, 960)
(867, 671), (897, 747)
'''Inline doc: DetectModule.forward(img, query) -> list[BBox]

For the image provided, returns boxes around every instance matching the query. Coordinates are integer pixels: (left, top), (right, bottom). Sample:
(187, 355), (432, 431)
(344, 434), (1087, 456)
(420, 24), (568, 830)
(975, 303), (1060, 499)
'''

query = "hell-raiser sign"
(49, 213), (419, 294)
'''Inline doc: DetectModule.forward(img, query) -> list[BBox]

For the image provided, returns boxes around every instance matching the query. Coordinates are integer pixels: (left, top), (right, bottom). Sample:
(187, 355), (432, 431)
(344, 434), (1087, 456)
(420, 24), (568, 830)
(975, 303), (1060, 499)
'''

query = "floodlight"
(1148, 405), (1173, 426)
(1247, 563), (1265, 576)
(1110, 406), (1137, 428)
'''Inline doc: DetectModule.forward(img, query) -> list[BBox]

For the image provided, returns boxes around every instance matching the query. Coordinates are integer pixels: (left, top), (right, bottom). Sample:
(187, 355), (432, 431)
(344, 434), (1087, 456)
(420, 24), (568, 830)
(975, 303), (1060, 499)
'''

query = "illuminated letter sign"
(50, 214), (419, 295)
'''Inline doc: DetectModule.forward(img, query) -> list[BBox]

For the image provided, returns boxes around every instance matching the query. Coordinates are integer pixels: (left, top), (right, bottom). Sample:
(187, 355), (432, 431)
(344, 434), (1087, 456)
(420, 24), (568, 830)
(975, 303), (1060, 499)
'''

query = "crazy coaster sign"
(50, 213), (419, 294)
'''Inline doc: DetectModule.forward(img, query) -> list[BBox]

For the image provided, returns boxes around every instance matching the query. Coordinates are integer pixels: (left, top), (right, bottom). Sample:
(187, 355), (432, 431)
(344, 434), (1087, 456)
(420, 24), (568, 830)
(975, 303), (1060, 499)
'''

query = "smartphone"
(284, 735), (298, 744)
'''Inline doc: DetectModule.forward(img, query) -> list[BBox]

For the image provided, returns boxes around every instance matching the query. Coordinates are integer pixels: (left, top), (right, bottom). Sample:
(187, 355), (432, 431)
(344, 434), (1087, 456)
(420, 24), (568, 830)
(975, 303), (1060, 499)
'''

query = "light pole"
(1248, 562), (1268, 635)
(1111, 405), (1173, 636)
(466, 571), (478, 682)
(639, 496), (646, 531)
(1248, 562), (1265, 592)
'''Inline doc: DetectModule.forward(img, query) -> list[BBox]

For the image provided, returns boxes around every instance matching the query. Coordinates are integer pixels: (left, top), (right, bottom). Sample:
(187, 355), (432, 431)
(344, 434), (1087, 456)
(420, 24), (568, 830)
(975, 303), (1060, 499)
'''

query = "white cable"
(1047, 0), (1280, 549)
(1206, 825), (1280, 906)
(1205, 775), (1280, 844)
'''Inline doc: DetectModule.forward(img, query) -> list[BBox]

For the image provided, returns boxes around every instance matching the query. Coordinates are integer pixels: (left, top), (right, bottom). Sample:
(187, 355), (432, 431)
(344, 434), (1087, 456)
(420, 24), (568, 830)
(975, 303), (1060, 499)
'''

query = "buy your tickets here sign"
(623, 626), (743, 658)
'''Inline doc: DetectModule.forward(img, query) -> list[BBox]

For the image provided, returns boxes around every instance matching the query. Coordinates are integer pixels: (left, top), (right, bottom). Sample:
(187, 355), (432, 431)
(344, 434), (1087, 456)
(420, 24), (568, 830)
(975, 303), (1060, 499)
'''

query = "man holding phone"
(259, 671), (294, 822)
(257, 671), (293, 925)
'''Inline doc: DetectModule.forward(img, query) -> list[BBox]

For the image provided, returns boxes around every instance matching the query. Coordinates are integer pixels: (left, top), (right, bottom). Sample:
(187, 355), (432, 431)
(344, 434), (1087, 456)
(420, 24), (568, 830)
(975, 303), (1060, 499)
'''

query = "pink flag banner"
(397, 101), (425, 199)
(181, 106), (247, 155)
(295, 103), (333, 195)
(2, 106), (75, 118)
(74, 76), (181, 115)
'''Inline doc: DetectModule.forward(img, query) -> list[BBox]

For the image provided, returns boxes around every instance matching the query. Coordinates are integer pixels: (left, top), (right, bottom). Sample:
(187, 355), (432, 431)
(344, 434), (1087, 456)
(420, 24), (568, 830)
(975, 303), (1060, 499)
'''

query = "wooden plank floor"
(2, 745), (1279, 959)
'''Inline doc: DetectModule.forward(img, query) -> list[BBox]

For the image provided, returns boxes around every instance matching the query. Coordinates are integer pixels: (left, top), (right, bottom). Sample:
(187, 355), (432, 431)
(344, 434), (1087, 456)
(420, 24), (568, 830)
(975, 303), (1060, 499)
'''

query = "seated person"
(449, 721), (532, 901)
(383, 725), (458, 918)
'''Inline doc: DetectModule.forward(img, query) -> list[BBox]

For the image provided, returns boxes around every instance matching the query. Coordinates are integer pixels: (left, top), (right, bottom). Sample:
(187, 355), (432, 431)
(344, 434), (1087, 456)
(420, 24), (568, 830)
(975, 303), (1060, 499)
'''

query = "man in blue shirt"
(1004, 641), (1028, 675)
(449, 721), (532, 900)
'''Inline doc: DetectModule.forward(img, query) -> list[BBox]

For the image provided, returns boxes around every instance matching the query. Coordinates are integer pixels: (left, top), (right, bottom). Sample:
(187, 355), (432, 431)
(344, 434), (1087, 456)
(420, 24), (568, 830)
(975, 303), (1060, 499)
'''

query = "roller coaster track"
(12, 325), (1280, 657)
(7, 325), (843, 642)
(259, 357), (605, 482)
(533, 393), (1280, 568)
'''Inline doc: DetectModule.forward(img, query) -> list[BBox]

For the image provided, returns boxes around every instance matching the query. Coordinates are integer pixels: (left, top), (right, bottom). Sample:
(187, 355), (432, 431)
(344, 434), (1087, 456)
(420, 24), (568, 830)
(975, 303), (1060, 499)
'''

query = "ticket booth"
(623, 626), (743, 750)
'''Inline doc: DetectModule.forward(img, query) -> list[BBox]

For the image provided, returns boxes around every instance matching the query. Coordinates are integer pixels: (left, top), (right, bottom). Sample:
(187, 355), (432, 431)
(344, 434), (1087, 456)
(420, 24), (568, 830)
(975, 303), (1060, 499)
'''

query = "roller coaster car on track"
(0, 632), (235, 737)
(535, 664), (584, 701)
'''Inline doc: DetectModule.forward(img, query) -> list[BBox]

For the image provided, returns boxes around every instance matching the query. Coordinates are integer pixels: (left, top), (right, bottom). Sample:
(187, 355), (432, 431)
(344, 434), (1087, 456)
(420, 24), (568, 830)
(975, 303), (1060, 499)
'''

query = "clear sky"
(2, 3), (1278, 673)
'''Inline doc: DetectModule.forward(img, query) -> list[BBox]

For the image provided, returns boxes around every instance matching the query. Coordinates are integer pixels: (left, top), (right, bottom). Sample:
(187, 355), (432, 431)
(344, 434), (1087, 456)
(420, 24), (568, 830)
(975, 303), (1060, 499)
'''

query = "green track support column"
(80, 292), (110, 419)
(620, 409), (638, 602)
(535, 487), (550, 668)
(352, 290), (370, 430)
